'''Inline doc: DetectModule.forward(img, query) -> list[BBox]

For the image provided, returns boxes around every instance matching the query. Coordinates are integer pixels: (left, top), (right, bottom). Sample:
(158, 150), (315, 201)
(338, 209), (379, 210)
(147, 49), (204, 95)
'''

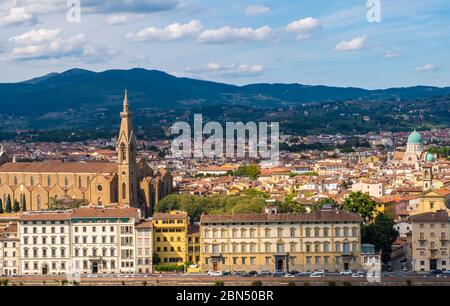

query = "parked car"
(309, 272), (324, 278)
(222, 271), (231, 276)
(273, 271), (285, 277)
(208, 271), (223, 276)
(339, 270), (353, 276)
(284, 273), (295, 278)
(249, 271), (258, 276)
(259, 271), (272, 277)
(426, 270), (443, 277)
(351, 273), (364, 278)
(296, 272), (311, 277)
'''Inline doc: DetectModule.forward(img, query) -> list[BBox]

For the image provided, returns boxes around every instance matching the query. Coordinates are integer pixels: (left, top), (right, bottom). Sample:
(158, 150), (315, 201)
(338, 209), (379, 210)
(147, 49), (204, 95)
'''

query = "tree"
(5, 195), (12, 213)
(311, 198), (338, 212)
(342, 192), (377, 223)
(234, 165), (261, 180)
(283, 193), (306, 214)
(13, 200), (21, 212)
(362, 213), (399, 263)
(0, 198), (3, 214)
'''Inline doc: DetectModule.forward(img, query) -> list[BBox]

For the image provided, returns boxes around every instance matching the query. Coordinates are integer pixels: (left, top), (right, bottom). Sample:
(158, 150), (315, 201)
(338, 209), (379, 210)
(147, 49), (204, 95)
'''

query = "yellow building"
(411, 189), (450, 215)
(153, 211), (189, 266)
(200, 209), (362, 273)
(0, 91), (172, 217)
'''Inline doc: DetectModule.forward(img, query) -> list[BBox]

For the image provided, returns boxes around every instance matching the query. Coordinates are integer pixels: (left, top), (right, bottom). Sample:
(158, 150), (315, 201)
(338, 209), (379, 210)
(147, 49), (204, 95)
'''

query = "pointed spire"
(123, 89), (129, 113)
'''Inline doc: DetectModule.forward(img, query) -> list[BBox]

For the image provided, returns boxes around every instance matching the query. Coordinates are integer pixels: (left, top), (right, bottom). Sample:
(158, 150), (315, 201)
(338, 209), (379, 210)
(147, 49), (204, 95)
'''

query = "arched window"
(13, 176), (17, 185)
(120, 143), (126, 161)
(30, 176), (34, 186)
(64, 176), (68, 187)
(122, 183), (126, 199)
(78, 176), (82, 188)
(47, 176), (51, 186)
(37, 195), (41, 210)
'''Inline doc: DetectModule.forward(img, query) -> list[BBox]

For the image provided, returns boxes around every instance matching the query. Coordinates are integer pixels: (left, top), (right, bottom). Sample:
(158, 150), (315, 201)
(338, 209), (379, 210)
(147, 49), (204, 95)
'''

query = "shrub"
(142, 281), (147, 287)
(287, 281), (296, 286)
(251, 281), (262, 287)
(328, 281), (336, 286)
(1, 279), (9, 286)
(214, 281), (225, 287)
(406, 279), (412, 286)
(154, 264), (184, 272)
(342, 282), (352, 287)
(303, 282), (310, 287)
(61, 280), (69, 286)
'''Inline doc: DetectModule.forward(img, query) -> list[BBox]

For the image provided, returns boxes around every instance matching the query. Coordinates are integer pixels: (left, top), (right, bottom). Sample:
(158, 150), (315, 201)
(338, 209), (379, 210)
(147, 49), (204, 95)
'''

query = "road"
(3, 273), (450, 286)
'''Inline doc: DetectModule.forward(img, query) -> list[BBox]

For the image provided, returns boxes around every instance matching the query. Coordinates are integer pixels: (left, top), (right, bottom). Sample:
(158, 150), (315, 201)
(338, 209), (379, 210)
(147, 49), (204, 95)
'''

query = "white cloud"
(335, 34), (367, 51)
(384, 51), (400, 58)
(126, 20), (203, 42)
(106, 14), (137, 25)
(0, 6), (35, 26)
(7, 28), (114, 62)
(184, 62), (266, 78)
(415, 64), (437, 72)
(245, 4), (270, 15)
(197, 26), (272, 44)
(286, 17), (321, 40)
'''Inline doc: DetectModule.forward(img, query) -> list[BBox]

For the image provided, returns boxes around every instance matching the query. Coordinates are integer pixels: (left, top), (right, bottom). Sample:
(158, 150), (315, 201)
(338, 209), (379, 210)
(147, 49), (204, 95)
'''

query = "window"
(122, 183), (126, 199)
(47, 176), (51, 186)
(64, 176), (68, 187)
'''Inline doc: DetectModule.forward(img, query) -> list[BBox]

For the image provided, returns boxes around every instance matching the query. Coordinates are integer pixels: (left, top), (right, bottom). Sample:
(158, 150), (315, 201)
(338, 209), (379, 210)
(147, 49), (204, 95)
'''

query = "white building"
(15, 206), (149, 276)
(0, 222), (20, 276)
(18, 212), (72, 275)
(352, 181), (385, 198)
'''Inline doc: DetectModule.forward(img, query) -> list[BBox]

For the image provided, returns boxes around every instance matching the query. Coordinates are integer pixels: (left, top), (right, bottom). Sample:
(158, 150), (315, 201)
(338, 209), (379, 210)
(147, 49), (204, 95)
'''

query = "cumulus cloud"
(184, 62), (266, 78)
(0, 6), (36, 26)
(126, 20), (203, 42)
(197, 26), (272, 44)
(6, 28), (114, 62)
(286, 17), (321, 40)
(335, 34), (367, 51)
(245, 4), (270, 15)
(385, 51), (400, 58)
(415, 64), (437, 72)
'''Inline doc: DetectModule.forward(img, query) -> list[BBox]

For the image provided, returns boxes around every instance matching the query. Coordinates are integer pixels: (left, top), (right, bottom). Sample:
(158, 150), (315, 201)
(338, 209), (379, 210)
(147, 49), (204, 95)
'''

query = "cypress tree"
(5, 195), (12, 213)
(13, 200), (21, 212)
(0, 198), (3, 214)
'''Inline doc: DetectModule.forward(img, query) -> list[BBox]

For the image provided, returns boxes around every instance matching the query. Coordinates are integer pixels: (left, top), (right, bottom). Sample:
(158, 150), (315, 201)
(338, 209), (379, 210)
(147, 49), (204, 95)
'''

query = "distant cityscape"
(0, 90), (449, 286)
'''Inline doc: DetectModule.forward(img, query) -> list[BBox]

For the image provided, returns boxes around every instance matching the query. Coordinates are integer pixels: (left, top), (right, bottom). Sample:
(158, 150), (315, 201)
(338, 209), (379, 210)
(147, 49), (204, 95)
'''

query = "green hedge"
(155, 264), (184, 272)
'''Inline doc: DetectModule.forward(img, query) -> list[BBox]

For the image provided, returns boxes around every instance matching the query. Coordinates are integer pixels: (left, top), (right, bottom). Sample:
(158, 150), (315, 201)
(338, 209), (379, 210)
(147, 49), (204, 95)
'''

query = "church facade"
(0, 92), (172, 217)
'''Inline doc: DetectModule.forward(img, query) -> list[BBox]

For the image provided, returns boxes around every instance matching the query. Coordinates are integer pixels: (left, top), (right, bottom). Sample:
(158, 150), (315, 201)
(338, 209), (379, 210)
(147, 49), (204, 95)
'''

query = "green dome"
(407, 130), (423, 144)
(426, 153), (436, 162)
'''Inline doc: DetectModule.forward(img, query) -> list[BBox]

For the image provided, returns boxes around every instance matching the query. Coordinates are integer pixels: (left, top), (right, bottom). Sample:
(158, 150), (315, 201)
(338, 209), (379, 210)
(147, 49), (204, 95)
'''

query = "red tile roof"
(0, 161), (118, 174)
(201, 210), (362, 223)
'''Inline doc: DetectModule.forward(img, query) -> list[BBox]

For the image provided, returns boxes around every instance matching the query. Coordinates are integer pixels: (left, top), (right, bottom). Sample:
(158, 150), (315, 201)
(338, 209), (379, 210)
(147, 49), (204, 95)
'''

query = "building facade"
(410, 211), (449, 272)
(16, 207), (153, 275)
(153, 211), (189, 266)
(0, 92), (172, 217)
(0, 222), (19, 276)
(200, 209), (362, 273)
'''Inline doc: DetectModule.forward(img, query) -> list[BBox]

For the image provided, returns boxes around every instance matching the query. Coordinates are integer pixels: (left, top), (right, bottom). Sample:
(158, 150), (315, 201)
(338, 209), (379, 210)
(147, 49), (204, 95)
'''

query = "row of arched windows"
(7, 175), (89, 188)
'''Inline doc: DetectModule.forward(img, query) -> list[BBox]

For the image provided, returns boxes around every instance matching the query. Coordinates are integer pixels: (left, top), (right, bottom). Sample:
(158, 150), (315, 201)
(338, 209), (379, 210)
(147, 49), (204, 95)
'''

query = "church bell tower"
(117, 90), (138, 207)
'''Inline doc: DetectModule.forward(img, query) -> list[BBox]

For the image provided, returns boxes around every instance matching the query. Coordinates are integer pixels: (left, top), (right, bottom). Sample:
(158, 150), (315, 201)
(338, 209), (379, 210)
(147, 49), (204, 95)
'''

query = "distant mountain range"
(0, 68), (449, 137)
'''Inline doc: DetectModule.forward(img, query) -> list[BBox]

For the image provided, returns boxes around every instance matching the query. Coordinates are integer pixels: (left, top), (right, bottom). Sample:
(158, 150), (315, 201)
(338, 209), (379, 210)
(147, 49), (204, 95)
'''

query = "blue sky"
(0, 0), (449, 88)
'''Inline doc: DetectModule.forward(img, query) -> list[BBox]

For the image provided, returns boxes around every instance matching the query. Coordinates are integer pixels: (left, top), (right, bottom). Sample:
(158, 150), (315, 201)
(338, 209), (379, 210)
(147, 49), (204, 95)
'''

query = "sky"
(0, 0), (449, 88)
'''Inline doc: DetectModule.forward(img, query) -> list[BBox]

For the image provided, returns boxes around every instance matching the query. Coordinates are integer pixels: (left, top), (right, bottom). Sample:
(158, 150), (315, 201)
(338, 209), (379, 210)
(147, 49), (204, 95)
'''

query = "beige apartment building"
(15, 207), (151, 275)
(200, 209), (362, 273)
(0, 222), (20, 276)
(409, 211), (449, 272)
(18, 212), (72, 275)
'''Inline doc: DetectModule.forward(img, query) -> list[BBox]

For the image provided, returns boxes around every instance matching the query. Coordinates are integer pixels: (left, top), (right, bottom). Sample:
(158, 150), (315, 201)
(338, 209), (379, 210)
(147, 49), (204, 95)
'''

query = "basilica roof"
(0, 161), (118, 174)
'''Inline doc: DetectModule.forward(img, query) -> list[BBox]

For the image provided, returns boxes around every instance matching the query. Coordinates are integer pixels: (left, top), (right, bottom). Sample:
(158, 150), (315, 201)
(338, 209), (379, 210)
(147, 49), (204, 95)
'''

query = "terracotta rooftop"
(0, 161), (118, 174)
(153, 212), (188, 220)
(201, 210), (362, 223)
(409, 211), (449, 222)
(19, 212), (72, 221)
(135, 220), (153, 229)
(71, 207), (138, 219)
